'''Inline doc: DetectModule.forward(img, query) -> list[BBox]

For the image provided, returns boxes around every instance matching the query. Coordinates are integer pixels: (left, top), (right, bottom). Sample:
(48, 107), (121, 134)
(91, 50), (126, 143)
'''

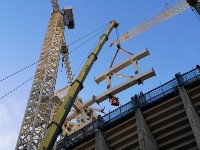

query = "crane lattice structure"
(111, 0), (200, 46)
(15, 1), (74, 149)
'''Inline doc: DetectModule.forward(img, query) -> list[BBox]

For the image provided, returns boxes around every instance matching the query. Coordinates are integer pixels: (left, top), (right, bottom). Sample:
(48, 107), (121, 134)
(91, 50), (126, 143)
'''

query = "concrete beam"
(84, 68), (155, 107)
(135, 109), (158, 150)
(178, 86), (200, 149)
(95, 129), (111, 150)
(95, 48), (150, 83)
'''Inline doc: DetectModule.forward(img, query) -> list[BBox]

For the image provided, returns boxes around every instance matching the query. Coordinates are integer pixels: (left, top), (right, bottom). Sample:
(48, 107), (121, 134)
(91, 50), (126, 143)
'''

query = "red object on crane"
(108, 94), (120, 106)
(110, 96), (120, 106)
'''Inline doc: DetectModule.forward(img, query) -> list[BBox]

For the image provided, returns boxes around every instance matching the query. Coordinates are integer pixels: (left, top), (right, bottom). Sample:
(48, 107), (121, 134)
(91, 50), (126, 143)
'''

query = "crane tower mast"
(16, 1), (74, 149)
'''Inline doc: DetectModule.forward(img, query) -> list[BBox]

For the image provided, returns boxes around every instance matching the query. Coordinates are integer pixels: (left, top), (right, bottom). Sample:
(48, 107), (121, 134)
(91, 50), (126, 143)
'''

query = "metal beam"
(84, 68), (155, 107)
(95, 49), (150, 83)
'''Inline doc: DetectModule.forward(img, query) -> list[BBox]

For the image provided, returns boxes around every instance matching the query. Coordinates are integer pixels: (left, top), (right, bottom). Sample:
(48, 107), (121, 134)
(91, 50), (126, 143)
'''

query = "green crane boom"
(38, 20), (119, 150)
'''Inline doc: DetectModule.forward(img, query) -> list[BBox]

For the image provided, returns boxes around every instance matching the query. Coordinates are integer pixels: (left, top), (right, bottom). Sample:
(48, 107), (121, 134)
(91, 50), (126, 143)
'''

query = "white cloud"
(0, 132), (18, 150)
(0, 98), (26, 150)
(0, 104), (9, 125)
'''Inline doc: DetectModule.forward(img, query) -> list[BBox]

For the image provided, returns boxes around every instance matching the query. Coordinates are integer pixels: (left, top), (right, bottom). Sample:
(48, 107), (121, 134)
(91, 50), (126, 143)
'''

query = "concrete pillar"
(135, 108), (158, 150)
(178, 86), (200, 149)
(95, 129), (111, 150)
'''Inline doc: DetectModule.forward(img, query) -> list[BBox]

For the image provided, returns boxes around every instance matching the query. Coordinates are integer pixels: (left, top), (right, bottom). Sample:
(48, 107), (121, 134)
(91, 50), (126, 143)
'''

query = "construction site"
(0, 0), (200, 150)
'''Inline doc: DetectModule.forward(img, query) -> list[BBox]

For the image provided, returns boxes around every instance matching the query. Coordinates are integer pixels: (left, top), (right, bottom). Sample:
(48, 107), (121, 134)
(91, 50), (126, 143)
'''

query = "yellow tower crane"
(110, 0), (200, 46)
(15, 0), (75, 149)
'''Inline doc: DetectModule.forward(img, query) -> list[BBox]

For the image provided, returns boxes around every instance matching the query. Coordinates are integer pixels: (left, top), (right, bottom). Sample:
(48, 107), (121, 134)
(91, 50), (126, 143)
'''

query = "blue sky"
(0, 0), (200, 149)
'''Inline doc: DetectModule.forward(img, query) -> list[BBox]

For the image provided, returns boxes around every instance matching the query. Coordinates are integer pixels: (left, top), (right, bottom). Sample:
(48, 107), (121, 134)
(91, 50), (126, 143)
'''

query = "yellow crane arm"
(110, 0), (190, 46)
(38, 20), (118, 150)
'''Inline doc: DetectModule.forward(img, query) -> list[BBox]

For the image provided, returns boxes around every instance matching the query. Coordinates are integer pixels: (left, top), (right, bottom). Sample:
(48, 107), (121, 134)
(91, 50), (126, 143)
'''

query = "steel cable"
(0, 23), (109, 83)
(0, 77), (34, 100)
(72, 29), (105, 79)
(69, 27), (107, 54)
(0, 56), (49, 83)
(0, 25), (108, 100)
(67, 22), (109, 47)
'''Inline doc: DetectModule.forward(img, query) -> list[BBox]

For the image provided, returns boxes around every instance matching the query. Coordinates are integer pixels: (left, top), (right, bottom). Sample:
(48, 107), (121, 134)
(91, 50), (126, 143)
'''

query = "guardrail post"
(131, 94), (140, 108)
(176, 72), (200, 149)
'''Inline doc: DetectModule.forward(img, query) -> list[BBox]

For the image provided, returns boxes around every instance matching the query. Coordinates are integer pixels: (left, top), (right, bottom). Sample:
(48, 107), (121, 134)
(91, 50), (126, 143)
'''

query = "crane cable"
(67, 22), (109, 47)
(0, 61), (39, 83)
(110, 27), (134, 68)
(0, 77), (34, 100)
(72, 28), (105, 79)
(0, 27), (107, 100)
(68, 26), (108, 54)
(0, 23), (109, 83)
(110, 44), (134, 68)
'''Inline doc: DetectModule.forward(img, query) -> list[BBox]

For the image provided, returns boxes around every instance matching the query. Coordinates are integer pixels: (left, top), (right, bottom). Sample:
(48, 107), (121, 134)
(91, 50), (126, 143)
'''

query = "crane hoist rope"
(108, 44), (134, 106)
(110, 44), (134, 68)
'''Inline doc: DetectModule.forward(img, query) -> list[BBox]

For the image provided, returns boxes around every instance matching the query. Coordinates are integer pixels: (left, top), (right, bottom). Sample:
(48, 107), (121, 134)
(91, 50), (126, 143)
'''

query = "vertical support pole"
(95, 129), (111, 150)
(106, 75), (112, 89)
(135, 101), (158, 150)
(178, 86), (200, 148)
(133, 60), (139, 75)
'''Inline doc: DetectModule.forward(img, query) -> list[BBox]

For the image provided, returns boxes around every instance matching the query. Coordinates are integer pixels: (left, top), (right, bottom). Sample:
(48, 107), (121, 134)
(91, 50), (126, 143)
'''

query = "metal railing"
(56, 66), (200, 149)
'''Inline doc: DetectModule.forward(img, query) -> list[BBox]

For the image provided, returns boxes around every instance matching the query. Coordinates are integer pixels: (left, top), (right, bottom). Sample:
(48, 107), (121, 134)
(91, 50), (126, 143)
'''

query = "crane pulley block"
(61, 45), (68, 54)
